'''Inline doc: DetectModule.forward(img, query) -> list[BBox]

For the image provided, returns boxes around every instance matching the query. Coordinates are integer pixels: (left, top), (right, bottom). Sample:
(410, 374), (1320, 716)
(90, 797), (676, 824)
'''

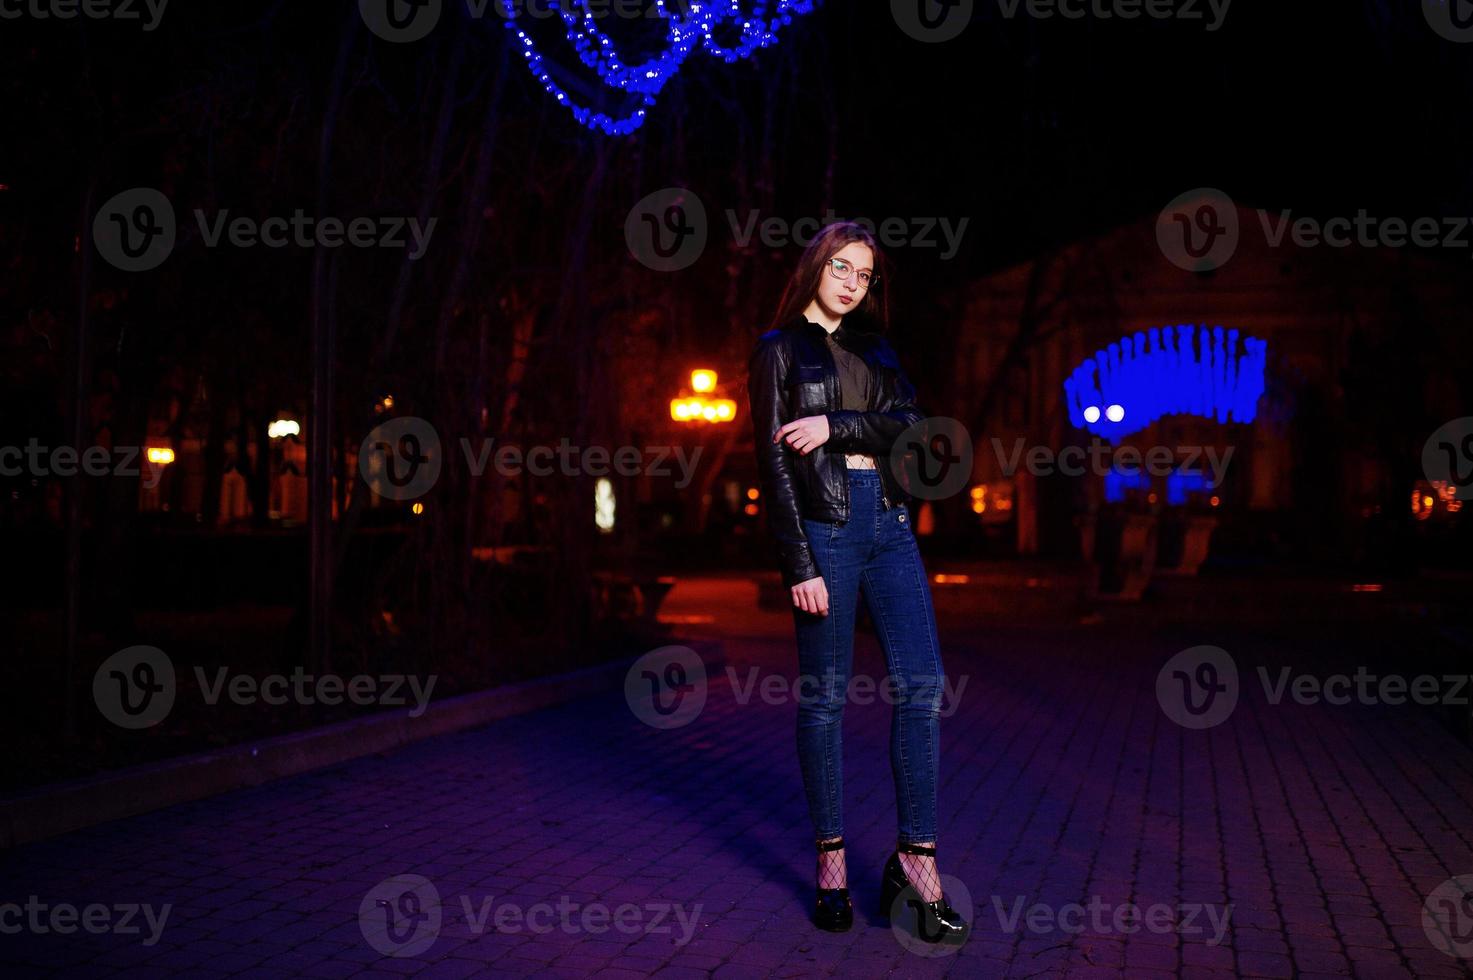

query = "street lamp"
(670, 368), (735, 423)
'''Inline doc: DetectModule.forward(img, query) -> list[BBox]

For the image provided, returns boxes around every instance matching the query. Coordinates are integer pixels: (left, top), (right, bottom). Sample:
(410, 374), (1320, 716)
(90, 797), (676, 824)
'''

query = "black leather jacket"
(747, 313), (926, 589)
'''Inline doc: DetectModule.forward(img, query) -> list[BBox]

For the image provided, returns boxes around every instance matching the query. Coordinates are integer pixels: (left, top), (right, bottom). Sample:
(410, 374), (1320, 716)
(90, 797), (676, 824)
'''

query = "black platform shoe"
(878, 841), (968, 946)
(813, 837), (853, 931)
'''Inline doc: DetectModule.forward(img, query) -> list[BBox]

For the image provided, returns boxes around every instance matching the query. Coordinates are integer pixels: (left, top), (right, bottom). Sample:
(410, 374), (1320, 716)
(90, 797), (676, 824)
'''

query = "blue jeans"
(792, 467), (945, 846)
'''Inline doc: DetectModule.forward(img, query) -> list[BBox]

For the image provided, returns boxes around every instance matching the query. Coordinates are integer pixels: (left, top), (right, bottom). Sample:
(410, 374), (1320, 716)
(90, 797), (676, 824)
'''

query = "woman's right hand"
(791, 575), (829, 616)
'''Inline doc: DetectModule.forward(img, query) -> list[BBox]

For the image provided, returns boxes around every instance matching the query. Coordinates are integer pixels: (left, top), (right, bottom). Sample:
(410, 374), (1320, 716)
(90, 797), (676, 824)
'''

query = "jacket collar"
(786, 313), (870, 347)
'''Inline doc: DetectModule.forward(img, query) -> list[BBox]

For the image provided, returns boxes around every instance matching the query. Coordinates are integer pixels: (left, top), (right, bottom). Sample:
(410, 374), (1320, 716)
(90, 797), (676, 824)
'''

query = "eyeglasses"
(826, 257), (878, 289)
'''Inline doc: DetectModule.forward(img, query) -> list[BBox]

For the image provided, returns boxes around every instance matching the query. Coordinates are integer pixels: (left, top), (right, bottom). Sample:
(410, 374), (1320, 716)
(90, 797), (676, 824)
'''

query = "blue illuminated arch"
(1063, 324), (1267, 443)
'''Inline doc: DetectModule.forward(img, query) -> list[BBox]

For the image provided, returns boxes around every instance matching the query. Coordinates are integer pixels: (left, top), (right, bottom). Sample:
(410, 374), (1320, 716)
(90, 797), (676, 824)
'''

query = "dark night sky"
(3, 1), (1471, 345)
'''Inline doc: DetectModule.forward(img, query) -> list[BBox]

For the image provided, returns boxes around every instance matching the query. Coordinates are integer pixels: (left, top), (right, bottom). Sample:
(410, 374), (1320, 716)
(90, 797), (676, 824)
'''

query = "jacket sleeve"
(748, 337), (822, 589)
(824, 347), (926, 455)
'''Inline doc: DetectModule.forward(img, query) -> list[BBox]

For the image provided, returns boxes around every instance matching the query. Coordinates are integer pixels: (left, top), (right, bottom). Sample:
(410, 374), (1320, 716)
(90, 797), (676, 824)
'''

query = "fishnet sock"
(899, 851), (942, 903)
(817, 837), (846, 889)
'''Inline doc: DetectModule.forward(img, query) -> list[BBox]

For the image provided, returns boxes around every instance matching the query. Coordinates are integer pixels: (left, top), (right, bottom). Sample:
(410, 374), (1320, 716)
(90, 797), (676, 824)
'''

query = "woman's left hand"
(774, 415), (830, 455)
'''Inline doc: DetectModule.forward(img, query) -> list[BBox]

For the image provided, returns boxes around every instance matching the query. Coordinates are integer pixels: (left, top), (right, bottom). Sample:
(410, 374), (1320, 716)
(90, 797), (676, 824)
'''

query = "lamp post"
(670, 369), (736, 424)
(669, 369), (737, 536)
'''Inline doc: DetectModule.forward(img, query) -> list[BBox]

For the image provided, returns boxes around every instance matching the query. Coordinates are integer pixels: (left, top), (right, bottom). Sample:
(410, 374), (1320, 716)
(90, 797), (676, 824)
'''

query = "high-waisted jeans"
(792, 467), (945, 846)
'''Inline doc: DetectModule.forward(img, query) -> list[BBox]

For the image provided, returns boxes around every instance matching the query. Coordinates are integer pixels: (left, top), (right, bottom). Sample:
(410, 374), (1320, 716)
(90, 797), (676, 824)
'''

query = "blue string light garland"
(499, 1), (816, 135)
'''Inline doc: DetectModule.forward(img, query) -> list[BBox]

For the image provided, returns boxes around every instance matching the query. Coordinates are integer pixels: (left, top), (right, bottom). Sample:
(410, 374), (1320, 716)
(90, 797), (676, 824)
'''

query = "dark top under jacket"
(825, 329), (872, 412)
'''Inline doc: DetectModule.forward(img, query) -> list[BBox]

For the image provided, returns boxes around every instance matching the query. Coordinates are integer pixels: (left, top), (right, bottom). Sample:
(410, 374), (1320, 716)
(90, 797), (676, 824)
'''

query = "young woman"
(746, 222), (968, 945)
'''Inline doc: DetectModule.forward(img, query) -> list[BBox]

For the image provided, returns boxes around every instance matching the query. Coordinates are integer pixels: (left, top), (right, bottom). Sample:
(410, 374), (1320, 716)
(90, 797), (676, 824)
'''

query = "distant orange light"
(146, 447), (175, 465)
(1209, 495), (1220, 507)
(1147, 493), (1158, 505)
(671, 397), (735, 423)
(933, 574), (970, 584)
(1351, 583), (1383, 593)
(746, 487), (759, 500)
(411, 502), (424, 515)
(743, 503), (759, 516)
(691, 369), (717, 393)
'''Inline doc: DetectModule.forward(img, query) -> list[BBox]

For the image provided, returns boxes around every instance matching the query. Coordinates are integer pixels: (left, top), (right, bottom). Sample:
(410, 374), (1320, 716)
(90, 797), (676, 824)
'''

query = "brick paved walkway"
(3, 576), (1473, 978)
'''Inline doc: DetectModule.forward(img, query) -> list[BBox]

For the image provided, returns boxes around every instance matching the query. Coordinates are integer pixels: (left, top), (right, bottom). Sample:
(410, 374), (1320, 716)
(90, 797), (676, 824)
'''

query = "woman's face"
(812, 241), (875, 321)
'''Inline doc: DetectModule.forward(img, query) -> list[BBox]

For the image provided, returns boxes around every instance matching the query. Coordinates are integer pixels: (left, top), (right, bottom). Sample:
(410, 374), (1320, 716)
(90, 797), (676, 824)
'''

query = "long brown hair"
(770, 221), (891, 333)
